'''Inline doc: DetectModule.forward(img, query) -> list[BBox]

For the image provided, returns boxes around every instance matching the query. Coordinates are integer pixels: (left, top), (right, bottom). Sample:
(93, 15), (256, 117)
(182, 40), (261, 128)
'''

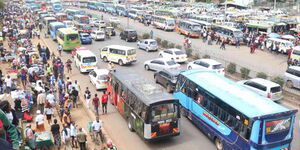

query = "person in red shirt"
(92, 94), (99, 116)
(101, 91), (108, 114)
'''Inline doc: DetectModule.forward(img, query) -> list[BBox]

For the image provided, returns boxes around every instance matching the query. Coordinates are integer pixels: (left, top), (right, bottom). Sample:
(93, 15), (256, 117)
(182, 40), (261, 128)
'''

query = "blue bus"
(49, 22), (66, 41)
(87, 1), (98, 10)
(65, 9), (86, 20)
(52, 3), (63, 12)
(173, 69), (297, 150)
(116, 4), (127, 16)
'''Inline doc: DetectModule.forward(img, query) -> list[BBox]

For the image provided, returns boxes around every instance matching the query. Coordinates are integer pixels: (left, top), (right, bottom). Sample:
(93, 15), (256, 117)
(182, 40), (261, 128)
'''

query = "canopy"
(268, 33), (280, 38)
(281, 35), (295, 40)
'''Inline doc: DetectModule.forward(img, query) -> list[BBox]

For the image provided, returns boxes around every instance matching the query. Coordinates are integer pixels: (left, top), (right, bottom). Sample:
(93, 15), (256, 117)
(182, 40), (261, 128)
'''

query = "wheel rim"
(287, 81), (293, 88)
(188, 66), (192, 70)
(215, 138), (223, 150)
(159, 54), (162, 58)
(145, 65), (149, 70)
(103, 57), (107, 62)
(128, 120), (132, 130)
(119, 60), (123, 65)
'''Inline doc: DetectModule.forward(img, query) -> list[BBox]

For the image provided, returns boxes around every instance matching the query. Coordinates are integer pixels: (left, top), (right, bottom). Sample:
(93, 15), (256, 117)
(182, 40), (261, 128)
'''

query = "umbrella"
(268, 33), (280, 38)
(281, 35), (295, 40)
(18, 47), (26, 51)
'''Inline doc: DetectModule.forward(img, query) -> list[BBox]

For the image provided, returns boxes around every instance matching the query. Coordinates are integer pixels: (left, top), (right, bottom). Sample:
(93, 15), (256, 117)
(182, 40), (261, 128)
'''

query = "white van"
(74, 50), (97, 73)
(100, 45), (137, 66)
(266, 38), (294, 54)
(291, 46), (300, 61)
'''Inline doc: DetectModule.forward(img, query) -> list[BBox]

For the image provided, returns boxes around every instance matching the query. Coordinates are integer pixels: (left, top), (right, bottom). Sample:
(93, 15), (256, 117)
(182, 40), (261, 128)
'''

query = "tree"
(0, 0), (5, 9)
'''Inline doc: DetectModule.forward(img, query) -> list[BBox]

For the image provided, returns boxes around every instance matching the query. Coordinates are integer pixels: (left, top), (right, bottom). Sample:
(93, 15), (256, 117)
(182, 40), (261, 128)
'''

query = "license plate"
(275, 93), (279, 96)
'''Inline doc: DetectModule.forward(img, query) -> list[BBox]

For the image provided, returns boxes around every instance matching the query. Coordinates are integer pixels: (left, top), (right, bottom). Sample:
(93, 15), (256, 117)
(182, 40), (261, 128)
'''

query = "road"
(42, 24), (300, 150)
(81, 8), (289, 79)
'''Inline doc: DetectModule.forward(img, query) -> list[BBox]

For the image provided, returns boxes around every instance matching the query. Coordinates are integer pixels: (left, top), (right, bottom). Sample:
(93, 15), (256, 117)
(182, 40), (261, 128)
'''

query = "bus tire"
(166, 84), (172, 93)
(215, 137), (224, 150)
(126, 38), (129, 42)
(118, 60), (124, 66)
(103, 57), (108, 62)
(127, 118), (134, 132)
(286, 81), (294, 88)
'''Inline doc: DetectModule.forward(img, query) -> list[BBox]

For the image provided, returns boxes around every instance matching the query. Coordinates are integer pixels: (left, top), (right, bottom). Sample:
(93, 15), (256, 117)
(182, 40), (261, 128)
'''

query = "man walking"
(92, 94), (100, 116)
(84, 87), (91, 109)
(102, 91), (108, 114)
(77, 127), (87, 150)
(37, 91), (46, 114)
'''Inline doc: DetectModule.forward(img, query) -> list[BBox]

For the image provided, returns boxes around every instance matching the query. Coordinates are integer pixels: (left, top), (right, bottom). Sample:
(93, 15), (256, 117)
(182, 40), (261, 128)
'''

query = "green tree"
(0, 0), (4, 9)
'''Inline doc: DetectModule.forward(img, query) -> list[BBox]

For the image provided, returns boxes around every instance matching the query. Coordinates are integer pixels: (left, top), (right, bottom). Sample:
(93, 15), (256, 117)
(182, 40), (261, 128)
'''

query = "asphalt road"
(40, 8), (300, 150)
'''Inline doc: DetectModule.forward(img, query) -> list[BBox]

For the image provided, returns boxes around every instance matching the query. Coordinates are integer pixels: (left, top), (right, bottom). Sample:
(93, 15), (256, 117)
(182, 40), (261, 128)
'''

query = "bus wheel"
(127, 118), (134, 132)
(103, 57), (108, 62)
(166, 84), (172, 93)
(286, 81), (294, 88)
(118, 60), (124, 66)
(215, 137), (224, 150)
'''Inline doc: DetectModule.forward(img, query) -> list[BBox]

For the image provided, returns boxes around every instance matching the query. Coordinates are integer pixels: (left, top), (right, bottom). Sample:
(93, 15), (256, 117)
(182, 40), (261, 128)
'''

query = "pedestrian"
(4, 75), (12, 94)
(66, 59), (72, 74)
(91, 116), (103, 142)
(58, 44), (62, 56)
(62, 125), (72, 150)
(44, 102), (53, 124)
(220, 40), (226, 50)
(20, 71), (27, 88)
(37, 91), (46, 114)
(70, 122), (78, 148)
(102, 91), (108, 114)
(77, 127), (87, 150)
(0, 100), (19, 127)
(46, 47), (50, 60)
(35, 110), (45, 132)
(46, 90), (55, 106)
(0, 109), (20, 150)
(51, 119), (61, 148)
(25, 124), (36, 150)
(84, 87), (91, 109)
(92, 94), (100, 116)
(73, 80), (80, 92)
(150, 30), (153, 39)
(70, 87), (78, 108)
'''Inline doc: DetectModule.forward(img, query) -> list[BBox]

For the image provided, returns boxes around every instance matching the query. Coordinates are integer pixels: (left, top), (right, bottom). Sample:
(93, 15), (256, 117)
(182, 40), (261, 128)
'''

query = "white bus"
(152, 15), (175, 31)
(188, 19), (211, 31)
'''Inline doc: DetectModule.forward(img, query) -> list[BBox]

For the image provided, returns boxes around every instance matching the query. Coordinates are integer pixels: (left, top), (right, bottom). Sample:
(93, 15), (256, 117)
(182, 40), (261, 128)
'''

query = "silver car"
(137, 39), (158, 52)
(144, 58), (180, 71)
(285, 66), (300, 89)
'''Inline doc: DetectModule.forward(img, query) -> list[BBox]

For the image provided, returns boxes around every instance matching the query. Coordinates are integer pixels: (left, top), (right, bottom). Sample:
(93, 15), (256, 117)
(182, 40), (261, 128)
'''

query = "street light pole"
(274, 0), (277, 9)
(126, 0), (129, 28)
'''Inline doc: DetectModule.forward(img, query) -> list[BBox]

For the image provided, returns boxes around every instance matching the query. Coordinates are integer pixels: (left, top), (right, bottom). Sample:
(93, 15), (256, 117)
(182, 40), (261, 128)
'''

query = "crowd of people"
(0, 2), (117, 150)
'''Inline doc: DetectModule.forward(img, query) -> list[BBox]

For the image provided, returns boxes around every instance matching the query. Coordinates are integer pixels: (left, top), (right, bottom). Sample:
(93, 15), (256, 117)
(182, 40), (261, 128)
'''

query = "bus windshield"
(151, 103), (178, 122)
(265, 118), (291, 134)
(83, 57), (96, 63)
(166, 19), (175, 25)
(233, 30), (243, 37)
(191, 25), (201, 31)
(127, 49), (136, 55)
(80, 17), (89, 24)
(67, 34), (78, 41)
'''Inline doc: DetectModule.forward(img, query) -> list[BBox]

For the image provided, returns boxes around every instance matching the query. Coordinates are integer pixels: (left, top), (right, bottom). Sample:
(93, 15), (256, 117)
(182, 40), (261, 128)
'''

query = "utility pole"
(274, 0), (276, 9)
(126, 0), (129, 28)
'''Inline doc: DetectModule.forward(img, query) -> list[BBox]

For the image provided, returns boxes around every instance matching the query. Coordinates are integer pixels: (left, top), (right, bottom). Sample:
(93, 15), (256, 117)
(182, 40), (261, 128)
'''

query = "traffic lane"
(84, 8), (288, 77)
(43, 35), (215, 150)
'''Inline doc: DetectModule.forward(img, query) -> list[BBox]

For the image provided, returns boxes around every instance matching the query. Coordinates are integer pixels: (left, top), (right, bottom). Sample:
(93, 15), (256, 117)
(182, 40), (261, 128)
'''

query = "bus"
(79, 1), (88, 8)
(212, 25), (244, 45)
(87, 1), (98, 10)
(56, 28), (81, 51)
(190, 15), (214, 23)
(65, 9), (86, 20)
(73, 15), (90, 25)
(188, 19), (211, 31)
(154, 10), (176, 18)
(49, 22), (66, 40)
(43, 17), (57, 34)
(173, 69), (297, 150)
(176, 20), (201, 38)
(116, 4), (127, 16)
(152, 15), (175, 31)
(107, 69), (180, 140)
(56, 13), (67, 22)
(76, 24), (92, 33)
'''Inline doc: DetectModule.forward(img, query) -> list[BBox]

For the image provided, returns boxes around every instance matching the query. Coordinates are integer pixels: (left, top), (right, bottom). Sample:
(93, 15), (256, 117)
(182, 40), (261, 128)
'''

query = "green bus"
(56, 28), (81, 51)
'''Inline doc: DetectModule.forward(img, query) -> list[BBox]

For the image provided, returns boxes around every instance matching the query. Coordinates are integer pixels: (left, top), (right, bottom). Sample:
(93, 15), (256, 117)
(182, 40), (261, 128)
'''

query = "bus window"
(151, 103), (178, 122)
(67, 34), (78, 41)
(82, 57), (96, 63)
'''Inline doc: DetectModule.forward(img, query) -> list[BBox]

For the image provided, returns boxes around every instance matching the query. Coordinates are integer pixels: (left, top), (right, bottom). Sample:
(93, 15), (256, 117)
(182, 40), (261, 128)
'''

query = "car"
(63, 20), (74, 28)
(284, 66), (300, 89)
(137, 39), (158, 52)
(144, 58), (180, 71)
(89, 69), (109, 90)
(109, 17), (120, 24)
(120, 29), (137, 42)
(158, 48), (187, 63)
(90, 17), (99, 26)
(187, 59), (225, 76)
(154, 69), (182, 93)
(90, 30), (105, 41)
(93, 20), (106, 28)
(237, 78), (283, 101)
(79, 33), (92, 44)
(105, 27), (116, 36)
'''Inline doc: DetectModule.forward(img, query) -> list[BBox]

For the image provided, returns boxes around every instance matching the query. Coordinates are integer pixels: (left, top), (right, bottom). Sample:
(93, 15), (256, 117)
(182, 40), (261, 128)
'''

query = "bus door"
(112, 81), (119, 106)
(117, 85), (125, 114)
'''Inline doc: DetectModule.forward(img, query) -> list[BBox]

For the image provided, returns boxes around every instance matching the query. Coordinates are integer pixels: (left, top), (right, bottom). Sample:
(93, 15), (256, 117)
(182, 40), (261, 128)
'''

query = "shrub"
(155, 38), (162, 45)
(227, 63), (236, 74)
(271, 76), (284, 87)
(185, 48), (193, 57)
(240, 67), (250, 79)
(202, 54), (210, 59)
(161, 40), (169, 48)
(256, 72), (268, 79)
(175, 45), (182, 49)
(168, 43), (175, 48)
(193, 53), (200, 59)
(142, 33), (150, 39)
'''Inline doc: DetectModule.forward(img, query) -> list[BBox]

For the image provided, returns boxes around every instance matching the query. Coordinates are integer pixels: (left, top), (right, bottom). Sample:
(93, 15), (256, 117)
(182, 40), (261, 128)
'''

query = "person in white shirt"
(91, 116), (103, 142)
(73, 80), (80, 92)
(62, 125), (72, 150)
(4, 75), (12, 94)
(46, 90), (56, 106)
(35, 110), (45, 132)
(44, 103), (53, 124)
(70, 122), (78, 148)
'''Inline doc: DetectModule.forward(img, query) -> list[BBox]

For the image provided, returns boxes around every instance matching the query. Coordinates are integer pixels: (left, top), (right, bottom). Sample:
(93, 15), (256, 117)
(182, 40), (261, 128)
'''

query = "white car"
(137, 39), (158, 52)
(144, 58), (180, 71)
(237, 78), (283, 101)
(90, 30), (105, 41)
(187, 59), (225, 76)
(93, 20), (106, 28)
(89, 69), (109, 90)
(109, 17), (120, 24)
(158, 48), (187, 63)
(63, 20), (74, 28)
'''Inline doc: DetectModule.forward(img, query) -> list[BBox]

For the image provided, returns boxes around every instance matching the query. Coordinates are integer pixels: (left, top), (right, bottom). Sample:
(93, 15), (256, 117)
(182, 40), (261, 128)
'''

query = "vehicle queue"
(19, 0), (300, 150)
